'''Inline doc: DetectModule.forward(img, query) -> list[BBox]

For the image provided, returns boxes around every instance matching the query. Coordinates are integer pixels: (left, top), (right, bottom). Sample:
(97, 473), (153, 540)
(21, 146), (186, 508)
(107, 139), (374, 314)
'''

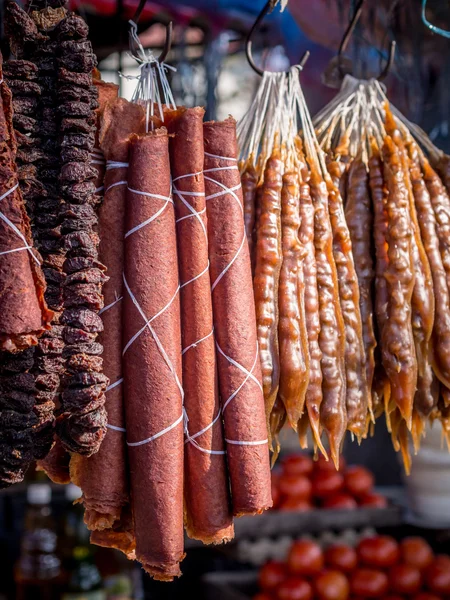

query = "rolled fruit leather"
(123, 128), (184, 580)
(70, 99), (145, 544)
(203, 117), (272, 516)
(0, 72), (53, 351)
(165, 106), (234, 544)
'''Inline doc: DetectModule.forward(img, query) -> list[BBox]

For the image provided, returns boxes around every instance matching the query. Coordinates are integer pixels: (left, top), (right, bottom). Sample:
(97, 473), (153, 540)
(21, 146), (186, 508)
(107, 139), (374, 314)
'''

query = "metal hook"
(338, 0), (396, 81)
(245, 0), (310, 76)
(130, 0), (173, 63)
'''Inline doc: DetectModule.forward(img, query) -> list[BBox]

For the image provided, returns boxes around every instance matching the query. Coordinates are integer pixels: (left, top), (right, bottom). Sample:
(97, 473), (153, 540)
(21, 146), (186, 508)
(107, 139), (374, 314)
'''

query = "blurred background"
(1, 0), (450, 598)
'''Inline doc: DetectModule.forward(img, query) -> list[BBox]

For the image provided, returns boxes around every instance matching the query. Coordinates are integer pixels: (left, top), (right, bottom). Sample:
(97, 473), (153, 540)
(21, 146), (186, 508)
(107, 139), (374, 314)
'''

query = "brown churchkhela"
(166, 107), (234, 544)
(123, 129), (184, 580)
(203, 118), (272, 516)
(70, 98), (142, 549)
(329, 158), (370, 440)
(277, 170), (309, 429)
(253, 146), (283, 437)
(310, 169), (347, 467)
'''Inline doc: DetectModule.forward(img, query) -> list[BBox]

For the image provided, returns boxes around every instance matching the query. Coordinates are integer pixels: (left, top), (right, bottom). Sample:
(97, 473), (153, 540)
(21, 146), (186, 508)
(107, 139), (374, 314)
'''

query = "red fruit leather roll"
(123, 128), (184, 580)
(70, 99), (145, 537)
(90, 504), (135, 560)
(203, 118), (272, 516)
(36, 439), (71, 484)
(0, 79), (52, 351)
(165, 106), (234, 544)
(91, 75), (119, 191)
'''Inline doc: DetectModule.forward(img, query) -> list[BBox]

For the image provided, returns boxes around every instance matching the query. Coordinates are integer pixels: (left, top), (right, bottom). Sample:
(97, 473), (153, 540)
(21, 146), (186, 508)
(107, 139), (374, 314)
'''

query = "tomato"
(259, 560), (287, 592)
(278, 474), (313, 500)
(412, 593), (442, 600)
(389, 564), (422, 595)
(425, 556), (450, 595)
(314, 455), (346, 472)
(282, 454), (314, 477)
(324, 544), (358, 573)
(287, 540), (324, 576)
(357, 535), (400, 568)
(323, 493), (358, 510)
(254, 594), (273, 600)
(400, 537), (434, 571)
(278, 497), (313, 512)
(276, 577), (313, 600)
(350, 568), (389, 598)
(315, 570), (350, 600)
(312, 471), (345, 499)
(358, 492), (388, 508)
(344, 466), (374, 497)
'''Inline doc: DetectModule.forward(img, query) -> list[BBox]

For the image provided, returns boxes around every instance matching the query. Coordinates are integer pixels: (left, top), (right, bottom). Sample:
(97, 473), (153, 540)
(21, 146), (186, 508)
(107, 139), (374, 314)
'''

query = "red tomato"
(412, 593), (442, 600)
(314, 455), (346, 472)
(312, 471), (345, 499)
(400, 537), (434, 571)
(282, 454), (314, 477)
(254, 594), (273, 600)
(357, 536), (400, 568)
(279, 497), (313, 512)
(259, 561), (287, 592)
(315, 570), (350, 600)
(389, 564), (422, 595)
(287, 540), (324, 576)
(278, 474), (312, 500)
(344, 466), (374, 497)
(350, 568), (389, 598)
(276, 577), (313, 600)
(323, 493), (358, 510)
(358, 492), (388, 508)
(425, 556), (450, 595)
(324, 545), (358, 573)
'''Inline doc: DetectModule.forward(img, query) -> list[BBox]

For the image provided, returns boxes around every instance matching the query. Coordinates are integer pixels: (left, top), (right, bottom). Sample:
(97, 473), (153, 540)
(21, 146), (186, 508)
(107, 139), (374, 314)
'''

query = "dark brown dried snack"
(55, 13), (89, 40)
(61, 181), (96, 203)
(35, 57), (55, 73)
(60, 308), (103, 332)
(35, 373), (60, 391)
(7, 80), (41, 97)
(64, 257), (106, 274)
(1, 349), (34, 373)
(36, 356), (66, 374)
(56, 407), (107, 456)
(61, 132), (95, 151)
(60, 147), (90, 163)
(3, 60), (38, 80)
(66, 354), (103, 373)
(38, 337), (65, 356)
(58, 68), (92, 88)
(5, 1), (47, 55)
(60, 118), (94, 135)
(62, 327), (97, 345)
(35, 213), (59, 228)
(0, 372), (34, 392)
(59, 40), (93, 54)
(58, 101), (93, 119)
(13, 97), (38, 115)
(64, 268), (107, 286)
(58, 53), (97, 74)
(64, 231), (99, 255)
(63, 372), (108, 388)
(12, 113), (37, 134)
(17, 148), (46, 163)
(0, 391), (35, 414)
(63, 342), (103, 357)
(63, 283), (103, 310)
(60, 161), (97, 182)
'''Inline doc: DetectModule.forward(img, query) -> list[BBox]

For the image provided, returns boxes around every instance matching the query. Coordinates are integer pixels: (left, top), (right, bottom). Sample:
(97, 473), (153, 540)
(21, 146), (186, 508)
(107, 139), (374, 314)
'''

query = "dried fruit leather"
(166, 106), (233, 545)
(203, 118), (272, 516)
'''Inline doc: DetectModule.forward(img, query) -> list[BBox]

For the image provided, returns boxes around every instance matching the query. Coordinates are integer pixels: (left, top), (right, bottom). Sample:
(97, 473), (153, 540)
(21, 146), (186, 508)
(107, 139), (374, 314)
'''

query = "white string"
(105, 181), (127, 195)
(127, 413), (183, 447)
(106, 161), (129, 170)
(99, 294), (123, 315)
(106, 378), (123, 392)
(176, 206), (206, 224)
(0, 183), (40, 266)
(107, 424), (126, 433)
(225, 438), (268, 446)
(91, 159), (105, 166)
(181, 329), (214, 355)
(95, 185), (104, 194)
(125, 187), (173, 238)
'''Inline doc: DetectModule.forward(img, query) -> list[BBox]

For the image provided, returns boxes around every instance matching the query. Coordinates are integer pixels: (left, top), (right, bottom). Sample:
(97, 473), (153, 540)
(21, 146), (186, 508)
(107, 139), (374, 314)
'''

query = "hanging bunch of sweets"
(238, 66), (366, 468)
(313, 75), (450, 471)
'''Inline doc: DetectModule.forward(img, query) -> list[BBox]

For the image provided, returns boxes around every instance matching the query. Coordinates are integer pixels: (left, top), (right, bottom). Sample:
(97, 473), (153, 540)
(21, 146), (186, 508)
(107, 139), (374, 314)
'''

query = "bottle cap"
(27, 483), (51, 505)
(65, 483), (82, 502)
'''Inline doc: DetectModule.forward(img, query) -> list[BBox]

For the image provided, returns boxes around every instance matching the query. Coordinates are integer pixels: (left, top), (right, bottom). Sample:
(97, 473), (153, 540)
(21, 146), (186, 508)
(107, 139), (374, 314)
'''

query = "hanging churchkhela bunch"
(313, 76), (450, 471)
(238, 68), (353, 468)
(68, 28), (271, 580)
(2, 0), (109, 485)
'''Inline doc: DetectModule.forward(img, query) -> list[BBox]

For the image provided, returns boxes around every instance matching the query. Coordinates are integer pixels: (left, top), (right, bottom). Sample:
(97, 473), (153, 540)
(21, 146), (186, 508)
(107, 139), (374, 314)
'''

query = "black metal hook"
(245, 0), (310, 76)
(130, 0), (173, 63)
(338, 0), (396, 81)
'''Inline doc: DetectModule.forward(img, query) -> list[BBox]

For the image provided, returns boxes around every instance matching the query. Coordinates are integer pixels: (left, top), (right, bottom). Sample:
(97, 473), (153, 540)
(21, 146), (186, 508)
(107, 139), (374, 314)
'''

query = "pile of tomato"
(255, 536), (450, 600)
(271, 453), (387, 511)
